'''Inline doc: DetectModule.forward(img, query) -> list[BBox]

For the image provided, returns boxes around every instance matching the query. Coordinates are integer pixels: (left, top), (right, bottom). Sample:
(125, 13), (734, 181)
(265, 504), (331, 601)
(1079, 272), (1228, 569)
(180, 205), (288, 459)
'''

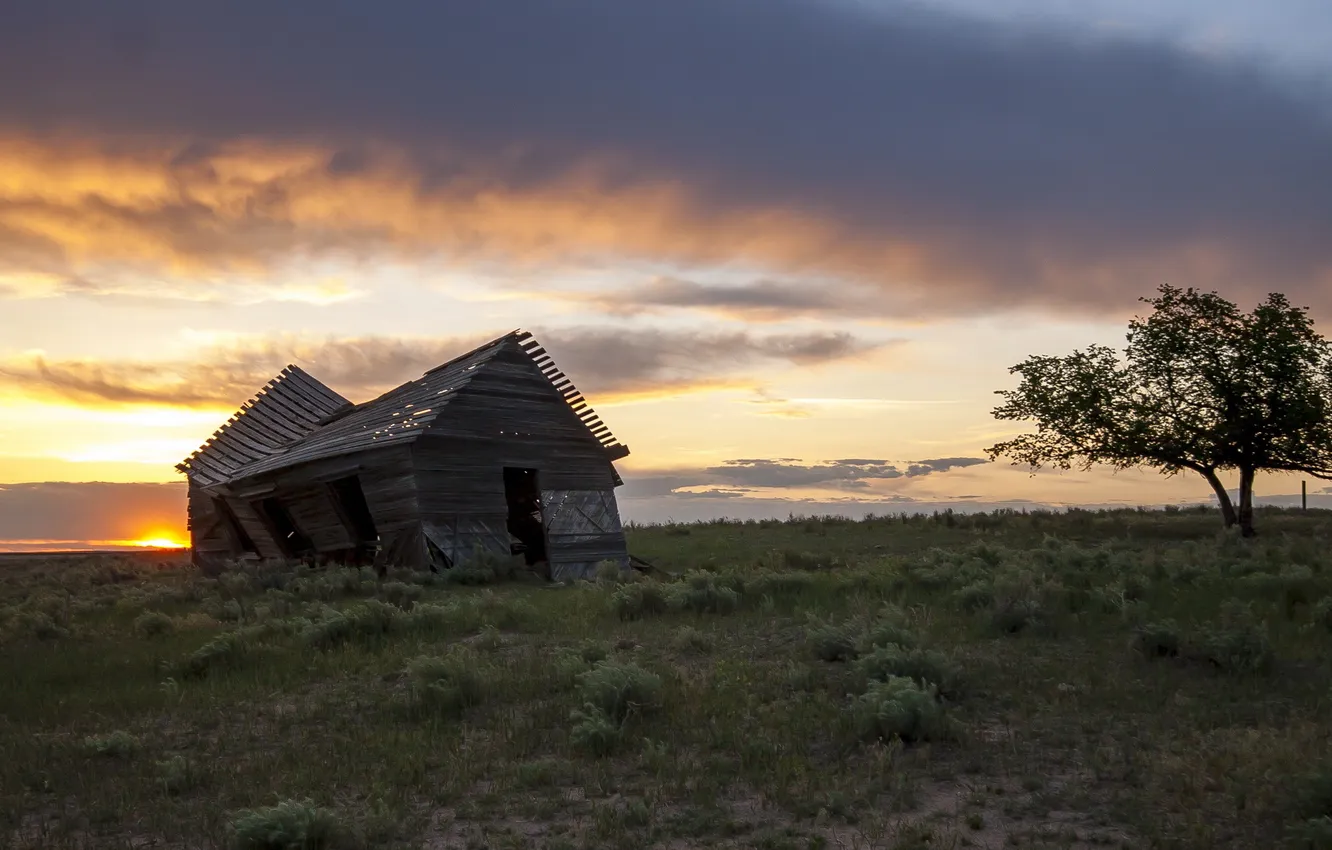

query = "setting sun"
(130, 533), (188, 550)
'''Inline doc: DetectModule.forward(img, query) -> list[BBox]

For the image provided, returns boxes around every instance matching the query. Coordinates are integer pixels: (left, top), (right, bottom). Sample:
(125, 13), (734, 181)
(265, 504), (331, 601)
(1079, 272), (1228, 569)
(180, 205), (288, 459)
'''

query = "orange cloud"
(0, 327), (877, 410)
(2, 134), (1285, 317)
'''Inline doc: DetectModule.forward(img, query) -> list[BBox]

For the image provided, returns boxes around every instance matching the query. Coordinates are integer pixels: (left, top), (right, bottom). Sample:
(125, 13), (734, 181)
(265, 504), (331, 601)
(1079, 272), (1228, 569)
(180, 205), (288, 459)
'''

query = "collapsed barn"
(176, 330), (632, 581)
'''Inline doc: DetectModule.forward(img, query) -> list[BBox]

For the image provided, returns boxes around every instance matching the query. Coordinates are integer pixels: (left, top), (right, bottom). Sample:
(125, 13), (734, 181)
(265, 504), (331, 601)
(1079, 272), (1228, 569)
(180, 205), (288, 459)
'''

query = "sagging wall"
(541, 489), (629, 581)
(189, 445), (425, 568)
(410, 344), (629, 577)
(186, 484), (240, 571)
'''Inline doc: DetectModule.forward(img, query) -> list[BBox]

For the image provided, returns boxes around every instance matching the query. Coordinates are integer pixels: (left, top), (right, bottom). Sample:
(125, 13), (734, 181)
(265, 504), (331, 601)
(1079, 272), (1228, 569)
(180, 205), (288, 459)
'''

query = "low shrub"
(745, 571), (816, 600)
(859, 607), (919, 652)
(781, 549), (838, 571)
(1286, 816), (1332, 850)
(569, 704), (623, 756)
(405, 654), (484, 716)
(612, 583), (670, 621)
(669, 625), (715, 655)
(302, 600), (399, 650)
(441, 549), (523, 586)
(229, 798), (344, 850)
(668, 573), (740, 615)
(402, 602), (468, 634)
(575, 661), (662, 724)
(1131, 620), (1182, 658)
(809, 621), (861, 663)
(855, 645), (961, 697)
(1312, 597), (1332, 632)
(180, 630), (254, 679)
(157, 755), (196, 795)
(134, 611), (175, 639)
(851, 677), (951, 743)
(84, 730), (139, 758)
(595, 560), (629, 585)
(22, 611), (69, 641)
(1200, 623), (1275, 674)
(987, 597), (1049, 636)
(377, 581), (422, 610)
(954, 581), (993, 612)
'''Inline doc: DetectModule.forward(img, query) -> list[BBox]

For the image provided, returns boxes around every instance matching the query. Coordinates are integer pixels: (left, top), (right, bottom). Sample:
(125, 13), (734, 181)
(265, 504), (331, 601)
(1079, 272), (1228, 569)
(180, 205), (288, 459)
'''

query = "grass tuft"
(83, 730), (139, 758)
(575, 661), (662, 724)
(229, 798), (344, 850)
(134, 610), (175, 638)
(851, 677), (952, 744)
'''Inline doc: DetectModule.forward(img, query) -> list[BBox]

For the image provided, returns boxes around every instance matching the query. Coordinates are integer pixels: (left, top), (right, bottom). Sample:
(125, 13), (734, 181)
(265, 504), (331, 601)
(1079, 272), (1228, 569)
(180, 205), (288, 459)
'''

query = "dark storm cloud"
(0, 328), (877, 407)
(0, 0), (1328, 312)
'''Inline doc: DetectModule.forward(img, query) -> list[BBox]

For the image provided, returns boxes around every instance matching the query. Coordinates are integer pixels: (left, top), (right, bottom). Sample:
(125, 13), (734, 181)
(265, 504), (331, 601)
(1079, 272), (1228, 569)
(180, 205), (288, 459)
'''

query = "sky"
(1, 0), (1330, 549)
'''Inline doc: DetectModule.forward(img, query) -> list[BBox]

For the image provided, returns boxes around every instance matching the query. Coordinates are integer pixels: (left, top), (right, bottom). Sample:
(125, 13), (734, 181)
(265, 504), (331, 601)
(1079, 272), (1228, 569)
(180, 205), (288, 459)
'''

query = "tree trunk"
(1237, 466), (1256, 537)
(1200, 468), (1238, 529)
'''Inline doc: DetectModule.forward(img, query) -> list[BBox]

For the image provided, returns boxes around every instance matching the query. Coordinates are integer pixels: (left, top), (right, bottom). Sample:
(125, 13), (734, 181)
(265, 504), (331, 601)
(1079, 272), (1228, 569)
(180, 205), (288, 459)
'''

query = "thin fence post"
(1303, 480), (1308, 512)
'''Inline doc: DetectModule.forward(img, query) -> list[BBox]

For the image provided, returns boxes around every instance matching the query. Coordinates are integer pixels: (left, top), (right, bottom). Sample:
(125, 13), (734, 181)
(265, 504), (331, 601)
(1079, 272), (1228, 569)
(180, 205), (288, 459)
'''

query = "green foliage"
(84, 730), (139, 758)
(404, 654), (484, 716)
(301, 600), (399, 650)
(229, 798), (344, 850)
(1202, 602), (1276, 674)
(1312, 597), (1332, 632)
(667, 572), (740, 615)
(180, 630), (253, 679)
(440, 548), (523, 586)
(377, 581), (422, 609)
(595, 560), (629, 585)
(954, 581), (993, 612)
(851, 677), (951, 743)
(855, 645), (960, 697)
(156, 755), (196, 796)
(670, 625), (715, 655)
(809, 621), (861, 662)
(575, 661), (662, 724)
(1287, 817), (1332, 850)
(611, 583), (670, 621)
(134, 610), (175, 638)
(1131, 620), (1182, 658)
(569, 703), (623, 756)
(1200, 623), (1275, 674)
(21, 611), (69, 640)
(859, 607), (919, 652)
(988, 285), (1332, 536)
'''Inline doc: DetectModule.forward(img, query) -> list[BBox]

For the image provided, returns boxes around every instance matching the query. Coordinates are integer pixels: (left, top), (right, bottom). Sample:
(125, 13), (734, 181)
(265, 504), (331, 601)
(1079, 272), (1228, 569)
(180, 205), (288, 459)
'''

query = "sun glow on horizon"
(130, 532), (188, 550)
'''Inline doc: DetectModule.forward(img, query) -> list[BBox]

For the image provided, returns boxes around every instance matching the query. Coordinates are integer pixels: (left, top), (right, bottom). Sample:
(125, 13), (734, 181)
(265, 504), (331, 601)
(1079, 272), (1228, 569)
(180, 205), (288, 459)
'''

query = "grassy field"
(4, 507), (1332, 849)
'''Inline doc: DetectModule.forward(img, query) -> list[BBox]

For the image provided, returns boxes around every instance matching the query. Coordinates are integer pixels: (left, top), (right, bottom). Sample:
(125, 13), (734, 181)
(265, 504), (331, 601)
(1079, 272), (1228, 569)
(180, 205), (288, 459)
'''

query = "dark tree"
(988, 285), (1332, 536)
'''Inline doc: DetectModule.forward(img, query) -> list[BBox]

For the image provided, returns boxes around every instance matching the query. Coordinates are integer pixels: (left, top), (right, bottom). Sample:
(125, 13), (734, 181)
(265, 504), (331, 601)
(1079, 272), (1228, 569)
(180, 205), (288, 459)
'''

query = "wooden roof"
(177, 330), (629, 487)
(175, 365), (352, 487)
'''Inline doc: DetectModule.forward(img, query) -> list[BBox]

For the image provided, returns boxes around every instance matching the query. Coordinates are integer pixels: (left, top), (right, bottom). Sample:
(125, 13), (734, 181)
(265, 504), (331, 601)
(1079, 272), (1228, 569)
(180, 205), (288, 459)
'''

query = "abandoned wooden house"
(176, 330), (632, 581)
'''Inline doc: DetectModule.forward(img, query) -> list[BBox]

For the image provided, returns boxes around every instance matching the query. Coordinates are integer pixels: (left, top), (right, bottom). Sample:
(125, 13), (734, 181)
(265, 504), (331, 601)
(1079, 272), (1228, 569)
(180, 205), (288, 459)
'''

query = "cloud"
(905, 457), (991, 476)
(0, 327), (879, 408)
(618, 456), (991, 498)
(0, 1), (1328, 315)
(747, 390), (955, 419)
(550, 277), (888, 322)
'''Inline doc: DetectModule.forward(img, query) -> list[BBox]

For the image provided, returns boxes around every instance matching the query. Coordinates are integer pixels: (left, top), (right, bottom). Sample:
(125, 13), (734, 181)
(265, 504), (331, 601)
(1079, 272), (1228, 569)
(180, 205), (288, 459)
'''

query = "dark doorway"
(253, 497), (315, 559)
(504, 467), (547, 568)
(213, 497), (259, 556)
(328, 475), (379, 561)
